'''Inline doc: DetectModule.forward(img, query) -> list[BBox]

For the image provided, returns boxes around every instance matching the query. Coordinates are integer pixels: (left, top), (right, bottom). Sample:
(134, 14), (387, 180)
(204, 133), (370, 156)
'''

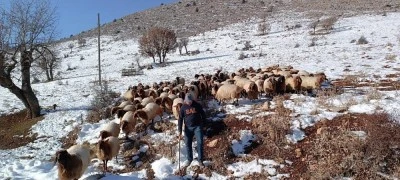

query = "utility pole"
(97, 13), (102, 92)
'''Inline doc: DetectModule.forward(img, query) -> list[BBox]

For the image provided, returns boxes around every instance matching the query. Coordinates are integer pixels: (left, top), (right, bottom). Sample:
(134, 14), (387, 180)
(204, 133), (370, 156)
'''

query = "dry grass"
(293, 113), (400, 179)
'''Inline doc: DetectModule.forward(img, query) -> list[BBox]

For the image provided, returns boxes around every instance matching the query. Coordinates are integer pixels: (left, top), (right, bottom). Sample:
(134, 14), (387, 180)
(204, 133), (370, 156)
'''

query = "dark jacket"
(178, 100), (206, 134)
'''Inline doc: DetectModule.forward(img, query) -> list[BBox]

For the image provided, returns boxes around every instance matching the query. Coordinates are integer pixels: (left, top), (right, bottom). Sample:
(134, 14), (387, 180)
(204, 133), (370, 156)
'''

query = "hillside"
(65, 0), (400, 40)
(0, 3), (400, 180)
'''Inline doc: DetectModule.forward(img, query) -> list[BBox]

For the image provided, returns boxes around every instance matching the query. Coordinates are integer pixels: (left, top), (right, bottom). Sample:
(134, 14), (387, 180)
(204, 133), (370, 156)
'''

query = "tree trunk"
(157, 53), (162, 64)
(49, 65), (54, 81)
(20, 51), (41, 118)
(45, 67), (51, 81)
(184, 46), (188, 54)
(152, 56), (155, 63)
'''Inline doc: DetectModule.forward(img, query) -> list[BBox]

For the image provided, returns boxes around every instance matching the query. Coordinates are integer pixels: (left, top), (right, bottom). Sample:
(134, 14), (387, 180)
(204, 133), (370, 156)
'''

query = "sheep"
(176, 77), (185, 86)
(168, 94), (178, 101)
(285, 75), (303, 93)
(97, 136), (120, 172)
(120, 111), (136, 138)
(274, 75), (286, 95)
(215, 84), (243, 106)
(159, 97), (173, 114)
(300, 76), (325, 93)
(99, 122), (120, 140)
(159, 92), (169, 98)
(263, 77), (276, 97)
(243, 81), (259, 100)
(172, 98), (184, 120)
(110, 101), (134, 116)
(297, 70), (310, 76)
(133, 102), (163, 128)
(141, 97), (155, 106)
(55, 144), (91, 180)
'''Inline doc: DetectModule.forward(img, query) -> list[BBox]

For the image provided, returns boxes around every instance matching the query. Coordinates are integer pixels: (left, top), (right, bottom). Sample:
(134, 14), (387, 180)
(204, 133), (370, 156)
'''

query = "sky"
(54, 0), (177, 38)
(0, 0), (177, 39)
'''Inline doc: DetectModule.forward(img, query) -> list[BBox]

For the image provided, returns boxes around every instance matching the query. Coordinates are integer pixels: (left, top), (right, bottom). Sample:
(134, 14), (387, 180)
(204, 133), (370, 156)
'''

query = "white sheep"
(297, 70), (310, 76)
(172, 98), (184, 120)
(96, 136), (120, 172)
(215, 84), (243, 106)
(285, 75), (302, 93)
(133, 102), (163, 127)
(263, 77), (276, 97)
(99, 121), (120, 140)
(55, 144), (91, 180)
(141, 97), (155, 106)
(300, 76), (325, 92)
(120, 111), (136, 138)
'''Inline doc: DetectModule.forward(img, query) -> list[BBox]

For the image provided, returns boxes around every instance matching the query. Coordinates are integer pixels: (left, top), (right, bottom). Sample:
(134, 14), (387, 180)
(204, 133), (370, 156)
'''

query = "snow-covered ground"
(0, 11), (400, 179)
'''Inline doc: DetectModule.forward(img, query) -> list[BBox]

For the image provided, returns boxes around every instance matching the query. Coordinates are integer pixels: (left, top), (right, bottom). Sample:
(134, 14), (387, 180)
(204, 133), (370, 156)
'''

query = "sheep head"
(99, 130), (111, 140)
(133, 110), (149, 125)
(110, 107), (122, 116)
(55, 150), (82, 171)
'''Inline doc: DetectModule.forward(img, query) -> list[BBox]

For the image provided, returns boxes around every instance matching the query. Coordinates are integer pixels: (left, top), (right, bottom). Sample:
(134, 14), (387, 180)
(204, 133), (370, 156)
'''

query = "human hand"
(177, 134), (183, 140)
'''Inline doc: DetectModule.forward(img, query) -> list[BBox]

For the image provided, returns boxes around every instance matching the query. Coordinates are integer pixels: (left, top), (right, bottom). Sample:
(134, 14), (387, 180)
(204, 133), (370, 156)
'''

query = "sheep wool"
(100, 121), (120, 140)
(55, 144), (91, 180)
(97, 136), (120, 172)
(215, 84), (243, 105)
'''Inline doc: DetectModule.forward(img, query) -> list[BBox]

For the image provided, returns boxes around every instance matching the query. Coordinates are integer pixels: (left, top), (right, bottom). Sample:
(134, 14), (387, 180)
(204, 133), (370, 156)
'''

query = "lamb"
(99, 121), (120, 140)
(285, 75), (303, 93)
(96, 136), (120, 172)
(55, 144), (91, 180)
(215, 84), (243, 106)
(172, 98), (184, 120)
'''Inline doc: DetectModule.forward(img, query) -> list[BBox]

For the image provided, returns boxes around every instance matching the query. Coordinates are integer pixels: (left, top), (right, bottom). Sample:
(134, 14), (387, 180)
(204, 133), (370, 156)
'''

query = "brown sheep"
(97, 136), (120, 172)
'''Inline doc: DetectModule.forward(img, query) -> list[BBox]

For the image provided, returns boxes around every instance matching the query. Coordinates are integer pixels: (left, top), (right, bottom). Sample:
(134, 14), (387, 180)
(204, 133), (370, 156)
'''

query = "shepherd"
(178, 93), (207, 168)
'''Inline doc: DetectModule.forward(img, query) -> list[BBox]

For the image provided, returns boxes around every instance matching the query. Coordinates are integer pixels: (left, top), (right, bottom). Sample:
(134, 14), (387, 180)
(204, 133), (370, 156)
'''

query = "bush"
(238, 52), (246, 60)
(357, 35), (369, 45)
(86, 80), (120, 123)
(242, 41), (253, 51)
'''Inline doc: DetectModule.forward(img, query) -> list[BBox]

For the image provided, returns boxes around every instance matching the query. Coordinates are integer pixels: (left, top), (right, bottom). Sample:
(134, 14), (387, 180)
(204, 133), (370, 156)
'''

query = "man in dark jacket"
(178, 93), (206, 167)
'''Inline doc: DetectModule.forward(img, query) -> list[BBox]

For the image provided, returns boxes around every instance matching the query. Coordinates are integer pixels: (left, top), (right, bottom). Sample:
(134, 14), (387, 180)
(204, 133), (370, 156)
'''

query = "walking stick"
(178, 138), (181, 172)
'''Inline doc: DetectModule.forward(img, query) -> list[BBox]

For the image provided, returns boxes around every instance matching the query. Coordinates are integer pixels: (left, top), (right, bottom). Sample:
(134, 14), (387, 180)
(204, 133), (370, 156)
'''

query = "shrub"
(86, 80), (120, 123)
(242, 41), (253, 50)
(238, 52), (246, 60)
(320, 16), (338, 31)
(357, 36), (368, 45)
(294, 43), (300, 48)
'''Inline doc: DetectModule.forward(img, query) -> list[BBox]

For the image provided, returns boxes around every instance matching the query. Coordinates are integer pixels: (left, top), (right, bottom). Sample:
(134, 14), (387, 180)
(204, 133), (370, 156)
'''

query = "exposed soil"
(0, 110), (44, 149)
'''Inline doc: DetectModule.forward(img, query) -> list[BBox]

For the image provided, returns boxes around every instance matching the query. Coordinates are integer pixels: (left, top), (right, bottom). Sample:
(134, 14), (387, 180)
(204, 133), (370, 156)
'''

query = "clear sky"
(0, 0), (177, 39)
(54, 0), (177, 38)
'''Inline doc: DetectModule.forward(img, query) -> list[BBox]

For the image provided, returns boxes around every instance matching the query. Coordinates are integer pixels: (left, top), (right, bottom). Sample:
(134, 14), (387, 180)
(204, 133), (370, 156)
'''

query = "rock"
(262, 101), (270, 110)
(207, 139), (219, 148)
(316, 127), (324, 135)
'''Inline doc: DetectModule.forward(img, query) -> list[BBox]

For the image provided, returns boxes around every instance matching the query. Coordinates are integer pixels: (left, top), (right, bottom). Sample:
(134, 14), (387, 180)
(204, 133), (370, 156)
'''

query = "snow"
(0, 11), (399, 179)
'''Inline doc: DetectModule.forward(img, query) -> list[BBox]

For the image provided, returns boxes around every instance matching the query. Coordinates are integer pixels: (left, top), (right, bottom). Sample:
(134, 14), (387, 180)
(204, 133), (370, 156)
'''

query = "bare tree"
(139, 27), (177, 63)
(181, 37), (189, 54)
(78, 38), (86, 47)
(258, 15), (269, 35)
(0, 0), (58, 119)
(34, 45), (59, 81)
(68, 43), (74, 53)
(177, 40), (183, 55)
(139, 34), (156, 63)
(309, 20), (319, 35)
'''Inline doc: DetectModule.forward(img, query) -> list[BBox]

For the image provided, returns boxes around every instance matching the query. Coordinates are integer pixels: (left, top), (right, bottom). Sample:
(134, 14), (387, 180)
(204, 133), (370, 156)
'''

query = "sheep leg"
(115, 155), (118, 163)
(103, 160), (107, 172)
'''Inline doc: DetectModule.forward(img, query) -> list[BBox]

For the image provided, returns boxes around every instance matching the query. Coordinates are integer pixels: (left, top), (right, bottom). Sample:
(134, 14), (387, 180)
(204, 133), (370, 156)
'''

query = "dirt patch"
(0, 110), (44, 149)
(289, 113), (400, 179)
(333, 78), (400, 91)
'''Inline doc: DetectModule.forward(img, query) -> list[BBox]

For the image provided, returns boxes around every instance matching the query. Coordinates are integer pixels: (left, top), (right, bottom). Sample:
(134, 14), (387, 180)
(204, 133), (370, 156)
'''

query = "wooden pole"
(97, 13), (102, 92)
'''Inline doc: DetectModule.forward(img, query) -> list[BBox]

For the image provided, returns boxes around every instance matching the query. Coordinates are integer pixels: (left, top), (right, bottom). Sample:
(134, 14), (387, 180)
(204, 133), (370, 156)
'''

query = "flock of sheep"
(53, 64), (328, 180)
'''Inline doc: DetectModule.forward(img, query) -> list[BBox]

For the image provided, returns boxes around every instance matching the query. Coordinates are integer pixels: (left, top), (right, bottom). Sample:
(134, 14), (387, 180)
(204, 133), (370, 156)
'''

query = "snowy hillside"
(0, 11), (400, 179)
